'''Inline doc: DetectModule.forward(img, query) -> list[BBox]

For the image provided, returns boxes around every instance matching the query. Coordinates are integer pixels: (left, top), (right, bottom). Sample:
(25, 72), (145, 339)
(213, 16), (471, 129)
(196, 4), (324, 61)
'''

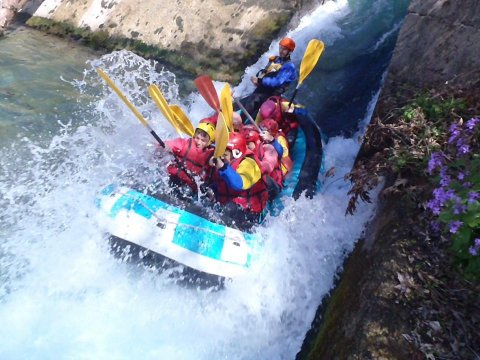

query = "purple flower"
(469, 246), (478, 256)
(457, 144), (470, 155)
(427, 152), (444, 174)
(454, 136), (470, 155)
(463, 182), (473, 188)
(430, 221), (442, 233)
(453, 202), (467, 215)
(440, 173), (451, 187)
(468, 191), (480, 204)
(448, 123), (461, 144)
(427, 199), (442, 215)
(457, 172), (465, 181)
(466, 117), (480, 131)
(428, 188), (458, 215)
(435, 187), (455, 202)
(468, 238), (480, 257)
(449, 220), (463, 234)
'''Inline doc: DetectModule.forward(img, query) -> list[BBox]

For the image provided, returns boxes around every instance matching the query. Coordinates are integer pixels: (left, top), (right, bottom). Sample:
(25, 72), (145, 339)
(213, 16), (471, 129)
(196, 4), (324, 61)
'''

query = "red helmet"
(259, 118), (279, 136)
(259, 100), (277, 120)
(200, 113), (218, 126)
(226, 132), (247, 159)
(279, 37), (295, 52)
(242, 125), (260, 143)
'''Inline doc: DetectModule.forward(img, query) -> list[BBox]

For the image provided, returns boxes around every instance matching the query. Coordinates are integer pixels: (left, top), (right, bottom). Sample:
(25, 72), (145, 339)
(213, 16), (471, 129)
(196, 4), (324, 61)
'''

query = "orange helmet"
(226, 132), (247, 159)
(259, 118), (279, 136)
(279, 37), (295, 52)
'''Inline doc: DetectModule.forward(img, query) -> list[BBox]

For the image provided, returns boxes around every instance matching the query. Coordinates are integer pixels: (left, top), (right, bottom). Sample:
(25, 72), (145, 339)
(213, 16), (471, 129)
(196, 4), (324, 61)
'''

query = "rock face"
(23, 0), (313, 81)
(299, 1), (480, 359)
(0, 0), (30, 35)
(384, 0), (480, 90)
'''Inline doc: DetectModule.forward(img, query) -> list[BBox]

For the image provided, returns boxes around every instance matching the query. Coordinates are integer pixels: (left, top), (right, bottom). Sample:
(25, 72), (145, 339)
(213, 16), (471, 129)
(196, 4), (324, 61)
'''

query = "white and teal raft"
(95, 112), (325, 285)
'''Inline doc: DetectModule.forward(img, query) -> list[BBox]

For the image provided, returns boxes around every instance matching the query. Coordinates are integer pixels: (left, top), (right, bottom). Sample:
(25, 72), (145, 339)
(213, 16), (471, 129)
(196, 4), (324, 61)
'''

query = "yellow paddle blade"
(214, 112), (229, 158)
(96, 68), (149, 127)
(220, 83), (233, 131)
(298, 39), (325, 86)
(148, 84), (182, 135)
(170, 105), (195, 137)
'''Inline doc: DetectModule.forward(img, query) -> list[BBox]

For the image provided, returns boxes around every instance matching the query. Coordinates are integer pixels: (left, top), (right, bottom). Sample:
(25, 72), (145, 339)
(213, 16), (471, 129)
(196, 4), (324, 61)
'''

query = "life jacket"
(167, 138), (213, 192)
(267, 96), (299, 136)
(256, 56), (292, 94)
(276, 131), (293, 175)
(252, 142), (284, 188)
(214, 156), (268, 214)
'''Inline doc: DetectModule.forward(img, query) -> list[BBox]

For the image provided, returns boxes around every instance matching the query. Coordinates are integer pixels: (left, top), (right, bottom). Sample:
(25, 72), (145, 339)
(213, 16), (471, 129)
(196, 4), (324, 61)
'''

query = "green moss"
(249, 11), (290, 38)
(25, 12), (293, 83)
(228, 10), (291, 78)
(304, 245), (366, 359)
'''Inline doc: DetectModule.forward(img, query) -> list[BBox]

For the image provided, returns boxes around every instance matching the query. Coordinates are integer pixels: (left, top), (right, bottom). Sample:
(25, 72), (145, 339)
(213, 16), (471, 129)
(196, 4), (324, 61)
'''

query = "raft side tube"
(293, 112), (324, 199)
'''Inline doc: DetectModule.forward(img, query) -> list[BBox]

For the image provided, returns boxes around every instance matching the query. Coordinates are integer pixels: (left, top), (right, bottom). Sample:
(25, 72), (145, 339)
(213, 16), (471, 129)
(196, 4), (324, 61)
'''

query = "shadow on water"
(108, 235), (226, 291)
(292, 0), (410, 137)
(315, 34), (399, 137)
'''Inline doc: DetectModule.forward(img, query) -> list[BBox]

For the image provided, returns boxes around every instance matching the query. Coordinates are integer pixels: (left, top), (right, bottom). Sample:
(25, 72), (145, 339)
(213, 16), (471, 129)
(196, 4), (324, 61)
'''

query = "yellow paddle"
(147, 84), (186, 137)
(169, 105), (195, 137)
(214, 112), (229, 159)
(219, 83), (234, 132)
(289, 39), (325, 107)
(96, 68), (165, 147)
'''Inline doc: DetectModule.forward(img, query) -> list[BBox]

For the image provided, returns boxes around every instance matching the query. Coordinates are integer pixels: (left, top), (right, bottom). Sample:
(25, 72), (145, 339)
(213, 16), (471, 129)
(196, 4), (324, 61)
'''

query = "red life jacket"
(214, 156), (268, 214)
(253, 142), (284, 188)
(167, 138), (213, 192)
(267, 96), (299, 136)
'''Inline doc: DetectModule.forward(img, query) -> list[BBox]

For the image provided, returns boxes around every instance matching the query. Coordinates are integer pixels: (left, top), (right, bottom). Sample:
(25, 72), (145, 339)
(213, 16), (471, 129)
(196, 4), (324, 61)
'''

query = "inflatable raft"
(95, 111), (325, 285)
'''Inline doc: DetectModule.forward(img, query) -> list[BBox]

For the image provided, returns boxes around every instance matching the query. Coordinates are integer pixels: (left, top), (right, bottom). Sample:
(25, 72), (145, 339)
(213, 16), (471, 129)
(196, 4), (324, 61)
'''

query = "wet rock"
(0, 0), (42, 35)
(24, 0), (312, 81)
(1, 0), (27, 34)
(385, 0), (480, 90)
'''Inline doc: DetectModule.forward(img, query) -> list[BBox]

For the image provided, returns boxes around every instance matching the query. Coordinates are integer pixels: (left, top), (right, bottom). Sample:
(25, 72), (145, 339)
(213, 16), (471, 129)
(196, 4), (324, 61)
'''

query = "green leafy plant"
(427, 117), (480, 280)
(345, 93), (466, 215)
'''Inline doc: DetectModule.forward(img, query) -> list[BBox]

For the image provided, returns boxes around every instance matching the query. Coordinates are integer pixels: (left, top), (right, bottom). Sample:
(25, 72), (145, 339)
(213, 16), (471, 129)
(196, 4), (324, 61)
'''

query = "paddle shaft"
(97, 69), (165, 147)
(288, 87), (299, 108)
(233, 97), (261, 132)
(149, 128), (165, 147)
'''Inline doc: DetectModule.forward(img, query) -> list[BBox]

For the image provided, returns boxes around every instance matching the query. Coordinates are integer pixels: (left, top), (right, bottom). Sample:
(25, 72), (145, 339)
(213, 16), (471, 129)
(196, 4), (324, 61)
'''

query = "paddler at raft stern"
(240, 37), (298, 119)
(256, 95), (302, 146)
